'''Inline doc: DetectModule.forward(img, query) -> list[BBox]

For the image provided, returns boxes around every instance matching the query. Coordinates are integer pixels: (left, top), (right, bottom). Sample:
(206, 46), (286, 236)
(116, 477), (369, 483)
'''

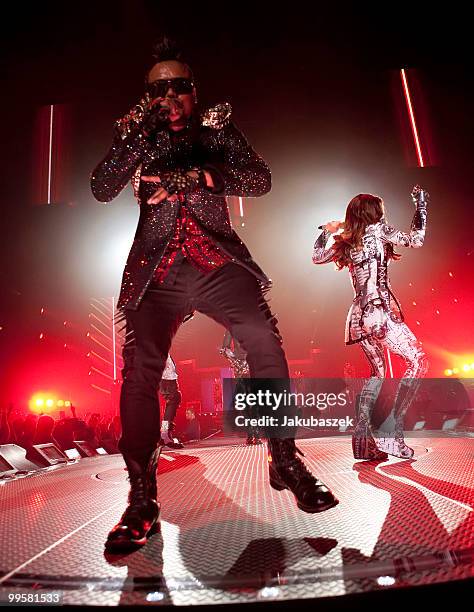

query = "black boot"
(267, 438), (339, 513)
(105, 447), (161, 552)
(160, 421), (184, 450)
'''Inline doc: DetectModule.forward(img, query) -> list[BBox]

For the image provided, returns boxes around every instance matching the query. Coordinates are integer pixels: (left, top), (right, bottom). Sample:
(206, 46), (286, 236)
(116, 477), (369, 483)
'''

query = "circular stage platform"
(0, 436), (473, 606)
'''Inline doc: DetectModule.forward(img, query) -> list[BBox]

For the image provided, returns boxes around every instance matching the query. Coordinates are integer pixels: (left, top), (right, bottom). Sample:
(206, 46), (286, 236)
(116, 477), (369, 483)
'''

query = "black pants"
(159, 379), (182, 422)
(118, 260), (289, 455)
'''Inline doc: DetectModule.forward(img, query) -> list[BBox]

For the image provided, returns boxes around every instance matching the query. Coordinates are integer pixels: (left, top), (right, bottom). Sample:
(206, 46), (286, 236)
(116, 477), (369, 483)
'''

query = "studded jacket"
(312, 189), (428, 344)
(90, 103), (271, 311)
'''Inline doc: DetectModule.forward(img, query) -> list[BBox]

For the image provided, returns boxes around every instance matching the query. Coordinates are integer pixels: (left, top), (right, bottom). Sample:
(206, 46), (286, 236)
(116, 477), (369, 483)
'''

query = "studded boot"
(105, 446), (161, 551)
(267, 438), (339, 513)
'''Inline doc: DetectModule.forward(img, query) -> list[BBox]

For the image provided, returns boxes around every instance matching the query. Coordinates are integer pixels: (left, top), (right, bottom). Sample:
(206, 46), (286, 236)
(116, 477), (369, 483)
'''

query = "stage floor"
(0, 436), (473, 606)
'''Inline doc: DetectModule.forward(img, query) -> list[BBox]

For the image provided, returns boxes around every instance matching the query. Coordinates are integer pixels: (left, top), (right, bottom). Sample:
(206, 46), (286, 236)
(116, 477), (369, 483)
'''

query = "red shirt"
(153, 196), (231, 283)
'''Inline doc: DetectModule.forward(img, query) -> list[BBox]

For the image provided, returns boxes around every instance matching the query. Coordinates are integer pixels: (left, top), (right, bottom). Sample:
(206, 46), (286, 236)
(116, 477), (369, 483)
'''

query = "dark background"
(1, 2), (473, 411)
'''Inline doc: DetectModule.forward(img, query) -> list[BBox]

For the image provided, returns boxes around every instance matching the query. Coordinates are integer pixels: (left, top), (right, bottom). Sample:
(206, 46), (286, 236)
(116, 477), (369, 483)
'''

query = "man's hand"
(141, 176), (176, 205)
(141, 102), (170, 137)
(322, 220), (344, 233)
(142, 169), (214, 205)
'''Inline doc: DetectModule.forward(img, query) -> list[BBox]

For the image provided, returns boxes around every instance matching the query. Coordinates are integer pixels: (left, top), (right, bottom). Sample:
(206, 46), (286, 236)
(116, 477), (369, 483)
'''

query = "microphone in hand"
(142, 102), (170, 137)
(318, 221), (344, 233)
(411, 184), (430, 208)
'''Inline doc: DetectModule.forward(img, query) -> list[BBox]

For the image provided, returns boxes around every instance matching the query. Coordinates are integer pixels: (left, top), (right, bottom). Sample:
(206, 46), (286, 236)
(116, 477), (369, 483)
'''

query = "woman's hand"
(411, 184), (429, 208)
(322, 220), (344, 233)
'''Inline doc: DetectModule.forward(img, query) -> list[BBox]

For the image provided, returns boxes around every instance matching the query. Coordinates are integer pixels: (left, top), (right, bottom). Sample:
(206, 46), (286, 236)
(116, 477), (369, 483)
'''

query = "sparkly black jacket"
(90, 104), (271, 311)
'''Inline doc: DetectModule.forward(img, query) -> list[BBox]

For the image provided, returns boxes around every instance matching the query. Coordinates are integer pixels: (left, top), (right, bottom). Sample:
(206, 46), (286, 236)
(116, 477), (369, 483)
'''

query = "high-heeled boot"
(267, 438), (339, 513)
(352, 378), (388, 460)
(375, 382), (415, 459)
(105, 446), (161, 551)
(352, 418), (388, 460)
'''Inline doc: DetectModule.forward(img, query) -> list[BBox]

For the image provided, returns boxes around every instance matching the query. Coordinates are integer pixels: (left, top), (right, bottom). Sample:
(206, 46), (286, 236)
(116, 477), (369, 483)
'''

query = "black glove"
(142, 105), (170, 137)
(159, 169), (206, 195)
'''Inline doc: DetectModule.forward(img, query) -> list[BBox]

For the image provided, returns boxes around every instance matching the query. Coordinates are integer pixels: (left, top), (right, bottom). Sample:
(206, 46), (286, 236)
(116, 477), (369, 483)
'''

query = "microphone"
(318, 222), (345, 230)
(157, 104), (171, 121)
(142, 103), (170, 137)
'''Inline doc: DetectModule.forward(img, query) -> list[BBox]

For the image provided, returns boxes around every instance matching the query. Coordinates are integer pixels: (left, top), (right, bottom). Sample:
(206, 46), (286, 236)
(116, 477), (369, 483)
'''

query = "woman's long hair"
(332, 193), (401, 269)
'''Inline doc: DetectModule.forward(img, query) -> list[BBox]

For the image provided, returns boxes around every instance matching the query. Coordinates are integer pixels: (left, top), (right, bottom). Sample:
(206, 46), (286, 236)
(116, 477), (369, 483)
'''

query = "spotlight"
(64, 401), (71, 407)
(463, 364), (471, 372)
(57, 400), (64, 407)
(35, 399), (45, 407)
(444, 369), (453, 377)
(46, 399), (54, 408)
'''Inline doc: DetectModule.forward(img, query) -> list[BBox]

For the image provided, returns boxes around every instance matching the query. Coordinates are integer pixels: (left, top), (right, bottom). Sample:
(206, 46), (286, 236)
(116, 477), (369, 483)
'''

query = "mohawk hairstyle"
(151, 36), (182, 62)
(147, 35), (193, 81)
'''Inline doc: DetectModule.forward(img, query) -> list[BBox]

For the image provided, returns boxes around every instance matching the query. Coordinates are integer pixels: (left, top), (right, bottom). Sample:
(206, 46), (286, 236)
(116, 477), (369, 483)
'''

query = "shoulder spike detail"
(200, 102), (232, 129)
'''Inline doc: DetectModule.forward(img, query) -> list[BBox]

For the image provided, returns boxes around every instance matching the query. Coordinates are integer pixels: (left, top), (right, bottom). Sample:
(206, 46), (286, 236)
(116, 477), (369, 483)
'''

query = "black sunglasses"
(145, 77), (194, 98)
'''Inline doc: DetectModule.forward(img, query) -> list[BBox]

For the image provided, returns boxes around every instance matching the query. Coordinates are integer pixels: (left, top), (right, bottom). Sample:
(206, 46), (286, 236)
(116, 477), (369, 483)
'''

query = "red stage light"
(400, 68), (425, 167)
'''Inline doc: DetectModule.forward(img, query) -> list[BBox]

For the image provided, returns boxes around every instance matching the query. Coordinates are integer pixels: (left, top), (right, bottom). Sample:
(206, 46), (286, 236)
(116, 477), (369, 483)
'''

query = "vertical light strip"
(400, 69), (425, 168)
(47, 104), (54, 204)
(386, 348), (394, 378)
(111, 296), (117, 381)
(238, 197), (244, 217)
